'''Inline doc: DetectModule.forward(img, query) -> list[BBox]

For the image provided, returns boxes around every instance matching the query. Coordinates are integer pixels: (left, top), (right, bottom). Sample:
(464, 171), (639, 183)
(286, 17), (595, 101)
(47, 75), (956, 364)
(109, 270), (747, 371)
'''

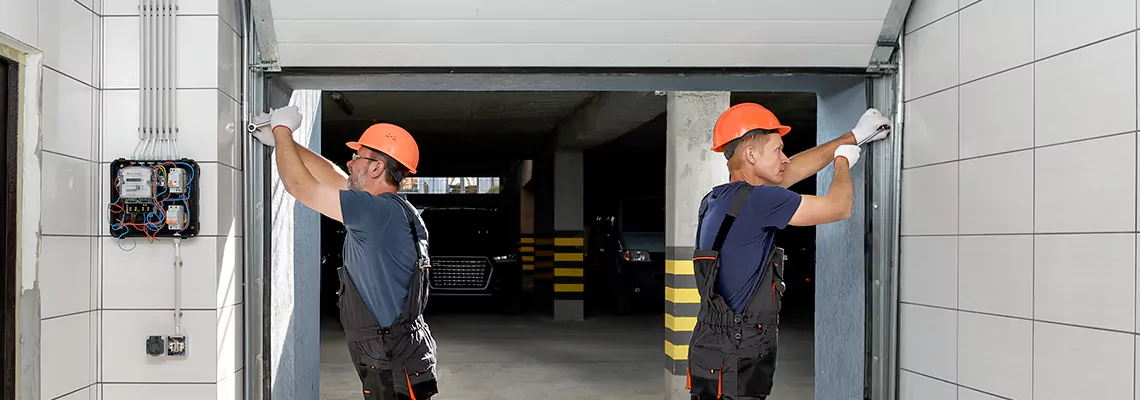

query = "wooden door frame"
(1, 52), (18, 400)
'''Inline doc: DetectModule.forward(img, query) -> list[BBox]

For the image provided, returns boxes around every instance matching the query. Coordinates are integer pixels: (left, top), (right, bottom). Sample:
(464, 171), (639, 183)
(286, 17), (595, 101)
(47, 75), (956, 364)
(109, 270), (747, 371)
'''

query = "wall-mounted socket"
(167, 335), (187, 356)
(146, 336), (165, 356)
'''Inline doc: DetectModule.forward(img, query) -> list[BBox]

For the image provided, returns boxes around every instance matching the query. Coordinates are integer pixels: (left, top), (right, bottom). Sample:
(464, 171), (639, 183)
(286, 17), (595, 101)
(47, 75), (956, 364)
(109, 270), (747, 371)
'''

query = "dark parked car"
(587, 214), (666, 315)
(416, 206), (522, 313)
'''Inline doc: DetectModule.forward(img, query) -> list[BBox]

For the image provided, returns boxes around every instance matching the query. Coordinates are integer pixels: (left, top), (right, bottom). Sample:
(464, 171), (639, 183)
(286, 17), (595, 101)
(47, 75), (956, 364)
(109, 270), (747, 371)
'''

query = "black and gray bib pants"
(337, 198), (439, 400)
(688, 185), (786, 399)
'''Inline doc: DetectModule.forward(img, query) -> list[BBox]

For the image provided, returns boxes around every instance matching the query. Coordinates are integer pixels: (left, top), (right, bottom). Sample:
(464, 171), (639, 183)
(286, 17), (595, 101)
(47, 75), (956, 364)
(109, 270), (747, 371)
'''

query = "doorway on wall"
(1, 53), (18, 400)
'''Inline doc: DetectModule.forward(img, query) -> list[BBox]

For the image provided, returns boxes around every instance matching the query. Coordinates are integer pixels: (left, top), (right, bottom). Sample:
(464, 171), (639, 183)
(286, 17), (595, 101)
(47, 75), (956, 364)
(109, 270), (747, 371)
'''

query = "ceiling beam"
(554, 91), (666, 150)
(275, 70), (879, 92)
(867, 0), (913, 73)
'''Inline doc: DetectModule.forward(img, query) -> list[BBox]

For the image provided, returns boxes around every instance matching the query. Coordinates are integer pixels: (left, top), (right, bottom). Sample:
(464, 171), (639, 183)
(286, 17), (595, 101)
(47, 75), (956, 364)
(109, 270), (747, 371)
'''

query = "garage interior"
(309, 90), (821, 399)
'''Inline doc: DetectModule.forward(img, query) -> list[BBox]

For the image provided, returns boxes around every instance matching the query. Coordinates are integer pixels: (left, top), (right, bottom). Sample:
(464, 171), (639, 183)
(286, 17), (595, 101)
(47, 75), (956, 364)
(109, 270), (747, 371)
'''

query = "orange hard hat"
(711, 103), (791, 153)
(346, 123), (420, 174)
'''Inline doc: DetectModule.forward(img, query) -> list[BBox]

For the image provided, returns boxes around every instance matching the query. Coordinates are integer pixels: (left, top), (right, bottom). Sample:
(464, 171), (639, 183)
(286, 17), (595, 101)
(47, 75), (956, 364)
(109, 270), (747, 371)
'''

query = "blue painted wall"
(815, 79), (868, 400)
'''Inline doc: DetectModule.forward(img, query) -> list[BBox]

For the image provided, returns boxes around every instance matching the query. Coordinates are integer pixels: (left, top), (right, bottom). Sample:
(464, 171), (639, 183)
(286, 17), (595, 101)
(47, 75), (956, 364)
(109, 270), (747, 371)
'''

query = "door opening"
(1, 54), (19, 400)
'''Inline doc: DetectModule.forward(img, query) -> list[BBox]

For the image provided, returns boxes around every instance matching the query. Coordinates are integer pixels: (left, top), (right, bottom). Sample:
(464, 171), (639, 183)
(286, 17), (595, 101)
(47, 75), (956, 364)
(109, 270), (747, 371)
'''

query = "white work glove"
(834, 144), (862, 168)
(270, 105), (302, 134)
(249, 112), (275, 147)
(851, 108), (892, 145)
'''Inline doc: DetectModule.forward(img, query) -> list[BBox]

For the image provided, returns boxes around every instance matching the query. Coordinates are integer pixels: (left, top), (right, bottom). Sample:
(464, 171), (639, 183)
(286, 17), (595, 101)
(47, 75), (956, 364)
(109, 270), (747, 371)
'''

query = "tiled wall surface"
(2, 0), (244, 398)
(901, 0), (1140, 399)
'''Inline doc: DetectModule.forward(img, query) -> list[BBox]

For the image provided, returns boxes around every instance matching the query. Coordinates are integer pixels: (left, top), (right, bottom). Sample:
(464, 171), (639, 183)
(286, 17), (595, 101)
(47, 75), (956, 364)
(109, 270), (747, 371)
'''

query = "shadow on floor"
(319, 305), (815, 399)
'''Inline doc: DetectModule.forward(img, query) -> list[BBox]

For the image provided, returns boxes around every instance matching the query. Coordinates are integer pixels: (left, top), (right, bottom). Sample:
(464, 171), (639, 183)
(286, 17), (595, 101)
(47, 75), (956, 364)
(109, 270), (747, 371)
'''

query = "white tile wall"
(0, 0), (40, 47)
(1035, 234), (1136, 332)
(39, 0), (96, 85)
(41, 312), (96, 400)
(1035, 0), (1136, 59)
(957, 312), (1032, 399)
(40, 236), (95, 318)
(903, 87), (958, 168)
(904, 0), (1140, 397)
(900, 370), (956, 400)
(1, 0), (245, 395)
(958, 0), (1033, 83)
(900, 304), (957, 381)
(900, 236), (957, 308)
(900, 163), (958, 235)
(958, 65), (1033, 159)
(958, 150), (1033, 234)
(1034, 322), (1135, 400)
(957, 235), (1033, 318)
(904, 13), (959, 101)
(1034, 34), (1137, 147)
(1034, 133), (1136, 233)
(42, 69), (96, 161)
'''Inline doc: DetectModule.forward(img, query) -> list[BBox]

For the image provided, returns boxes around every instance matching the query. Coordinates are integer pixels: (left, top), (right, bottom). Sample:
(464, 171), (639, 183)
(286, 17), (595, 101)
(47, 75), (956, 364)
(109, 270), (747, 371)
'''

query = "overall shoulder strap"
(710, 185), (753, 252)
(393, 196), (427, 262)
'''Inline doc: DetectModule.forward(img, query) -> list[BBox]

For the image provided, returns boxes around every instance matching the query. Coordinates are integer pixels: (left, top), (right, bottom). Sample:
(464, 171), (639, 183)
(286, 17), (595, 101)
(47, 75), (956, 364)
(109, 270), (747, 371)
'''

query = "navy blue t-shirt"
(339, 190), (428, 326)
(696, 181), (802, 314)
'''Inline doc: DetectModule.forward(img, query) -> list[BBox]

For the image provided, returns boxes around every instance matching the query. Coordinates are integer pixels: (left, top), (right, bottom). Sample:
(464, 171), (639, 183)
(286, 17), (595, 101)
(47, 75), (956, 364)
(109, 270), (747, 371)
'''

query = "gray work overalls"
(687, 185), (785, 399)
(336, 198), (439, 400)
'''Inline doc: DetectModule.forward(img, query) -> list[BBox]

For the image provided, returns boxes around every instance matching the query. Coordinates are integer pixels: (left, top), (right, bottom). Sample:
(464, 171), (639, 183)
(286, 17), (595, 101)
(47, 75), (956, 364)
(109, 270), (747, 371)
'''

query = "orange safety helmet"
(346, 123), (420, 174)
(710, 103), (791, 153)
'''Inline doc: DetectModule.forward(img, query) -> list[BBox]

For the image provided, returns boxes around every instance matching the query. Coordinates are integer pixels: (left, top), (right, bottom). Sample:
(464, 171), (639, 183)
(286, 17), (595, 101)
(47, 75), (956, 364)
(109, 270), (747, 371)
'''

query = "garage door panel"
(271, 0), (892, 21)
(277, 43), (876, 67)
(274, 19), (883, 45)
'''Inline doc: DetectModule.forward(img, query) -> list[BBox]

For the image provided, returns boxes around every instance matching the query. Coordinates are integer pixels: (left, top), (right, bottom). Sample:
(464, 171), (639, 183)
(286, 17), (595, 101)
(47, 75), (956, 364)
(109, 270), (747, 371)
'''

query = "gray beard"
(347, 174), (366, 191)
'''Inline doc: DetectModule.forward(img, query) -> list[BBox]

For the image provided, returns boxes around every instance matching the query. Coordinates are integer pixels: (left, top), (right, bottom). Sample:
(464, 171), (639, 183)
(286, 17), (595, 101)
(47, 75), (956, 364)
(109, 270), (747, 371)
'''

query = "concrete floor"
(318, 309), (815, 400)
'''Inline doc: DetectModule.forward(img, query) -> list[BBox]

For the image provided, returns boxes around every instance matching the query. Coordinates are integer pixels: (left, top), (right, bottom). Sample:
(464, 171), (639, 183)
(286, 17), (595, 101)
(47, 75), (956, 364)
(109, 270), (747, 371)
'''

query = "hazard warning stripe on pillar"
(518, 235), (536, 272)
(534, 236), (555, 281)
(665, 245), (699, 375)
(553, 230), (585, 300)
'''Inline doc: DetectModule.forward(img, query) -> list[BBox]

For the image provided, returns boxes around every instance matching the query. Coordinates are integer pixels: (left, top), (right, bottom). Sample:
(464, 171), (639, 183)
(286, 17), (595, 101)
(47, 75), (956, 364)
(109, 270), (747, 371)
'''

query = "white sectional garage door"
(268, 0), (894, 68)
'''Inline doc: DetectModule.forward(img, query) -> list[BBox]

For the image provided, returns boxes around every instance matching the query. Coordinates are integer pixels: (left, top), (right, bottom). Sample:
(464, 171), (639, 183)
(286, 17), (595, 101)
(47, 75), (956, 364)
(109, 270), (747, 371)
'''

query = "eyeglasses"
(351, 153), (379, 162)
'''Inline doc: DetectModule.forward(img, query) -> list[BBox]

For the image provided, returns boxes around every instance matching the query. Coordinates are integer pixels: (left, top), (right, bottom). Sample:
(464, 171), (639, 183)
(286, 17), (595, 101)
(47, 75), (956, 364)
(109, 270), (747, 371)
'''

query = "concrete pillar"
(663, 91), (731, 398)
(553, 150), (585, 321)
(532, 156), (555, 312)
(518, 160), (536, 294)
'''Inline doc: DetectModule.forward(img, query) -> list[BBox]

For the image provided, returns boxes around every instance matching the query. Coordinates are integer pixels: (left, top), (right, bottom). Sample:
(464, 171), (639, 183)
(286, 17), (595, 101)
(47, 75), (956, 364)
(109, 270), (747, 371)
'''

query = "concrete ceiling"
(265, 0), (897, 68)
(321, 91), (596, 134)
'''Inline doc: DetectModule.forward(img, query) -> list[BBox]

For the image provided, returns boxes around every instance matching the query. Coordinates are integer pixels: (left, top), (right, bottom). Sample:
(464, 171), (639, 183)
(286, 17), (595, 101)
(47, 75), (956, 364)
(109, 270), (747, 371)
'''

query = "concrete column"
(532, 156), (555, 312)
(519, 160), (536, 294)
(663, 91), (730, 398)
(553, 150), (585, 321)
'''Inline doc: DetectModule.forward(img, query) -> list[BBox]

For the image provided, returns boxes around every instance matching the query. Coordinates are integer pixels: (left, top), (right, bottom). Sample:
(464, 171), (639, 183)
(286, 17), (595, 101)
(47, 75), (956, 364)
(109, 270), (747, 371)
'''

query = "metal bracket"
(250, 61), (281, 73)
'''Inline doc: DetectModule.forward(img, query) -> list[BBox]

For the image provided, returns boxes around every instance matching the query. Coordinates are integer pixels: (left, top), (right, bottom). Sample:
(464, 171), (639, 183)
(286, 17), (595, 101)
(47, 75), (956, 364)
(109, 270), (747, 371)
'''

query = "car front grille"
(429, 257), (492, 290)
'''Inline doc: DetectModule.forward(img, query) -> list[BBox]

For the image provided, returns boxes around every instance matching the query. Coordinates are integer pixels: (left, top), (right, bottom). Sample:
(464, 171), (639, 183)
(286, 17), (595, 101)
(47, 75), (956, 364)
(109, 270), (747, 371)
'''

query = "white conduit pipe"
(158, 0), (166, 160)
(171, 0), (179, 158)
(146, 0), (156, 159)
(138, 0), (148, 159)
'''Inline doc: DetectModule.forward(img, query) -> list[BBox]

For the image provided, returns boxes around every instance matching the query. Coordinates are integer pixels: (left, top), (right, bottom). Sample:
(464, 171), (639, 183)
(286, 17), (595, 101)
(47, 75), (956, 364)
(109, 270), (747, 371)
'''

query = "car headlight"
(623, 250), (651, 262)
(492, 254), (517, 262)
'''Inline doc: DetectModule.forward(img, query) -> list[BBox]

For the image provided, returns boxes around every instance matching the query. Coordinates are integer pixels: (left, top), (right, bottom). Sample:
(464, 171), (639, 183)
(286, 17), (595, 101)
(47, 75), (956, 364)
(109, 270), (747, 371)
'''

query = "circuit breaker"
(108, 158), (201, 238)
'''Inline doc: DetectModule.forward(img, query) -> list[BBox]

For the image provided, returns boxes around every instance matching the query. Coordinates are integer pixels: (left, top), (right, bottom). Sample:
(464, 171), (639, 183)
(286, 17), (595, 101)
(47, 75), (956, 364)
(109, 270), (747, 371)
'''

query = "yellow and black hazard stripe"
(665, 245), (700, 374)
(518, 235), (535, 292)
(553, 231), (585, 300)
(534, 235), (555, 282)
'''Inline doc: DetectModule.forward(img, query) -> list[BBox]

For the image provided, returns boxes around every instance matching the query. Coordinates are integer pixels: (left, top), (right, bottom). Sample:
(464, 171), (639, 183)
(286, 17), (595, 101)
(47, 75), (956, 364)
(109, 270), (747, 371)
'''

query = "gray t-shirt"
(339, 190), (428, 327)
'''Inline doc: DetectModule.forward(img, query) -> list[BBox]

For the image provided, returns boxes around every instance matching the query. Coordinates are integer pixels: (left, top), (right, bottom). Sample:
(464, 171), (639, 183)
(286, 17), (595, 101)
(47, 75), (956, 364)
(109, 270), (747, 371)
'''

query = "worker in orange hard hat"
(685, 103), (891, 399)
(251, 106), (440, 400)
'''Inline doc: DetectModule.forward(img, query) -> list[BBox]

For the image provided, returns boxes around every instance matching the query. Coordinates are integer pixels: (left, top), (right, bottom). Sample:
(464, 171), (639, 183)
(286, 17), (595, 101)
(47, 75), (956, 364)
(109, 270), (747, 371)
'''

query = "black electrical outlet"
(146, 335), (165, 356)
(108, 158), (202, 239)
(167, 335), (187, 356)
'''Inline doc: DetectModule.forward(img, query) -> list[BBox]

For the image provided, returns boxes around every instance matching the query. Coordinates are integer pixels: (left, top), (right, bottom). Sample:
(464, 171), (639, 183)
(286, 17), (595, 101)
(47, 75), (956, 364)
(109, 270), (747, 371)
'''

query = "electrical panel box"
(108, 158), (201, 239)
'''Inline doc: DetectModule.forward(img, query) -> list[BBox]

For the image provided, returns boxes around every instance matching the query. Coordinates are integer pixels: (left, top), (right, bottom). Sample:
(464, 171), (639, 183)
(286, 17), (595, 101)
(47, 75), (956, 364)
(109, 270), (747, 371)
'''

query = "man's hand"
(834, 144), (861, 168)
(851, 108), (892, 145)
(271, 105), (302, 134)
(250, 112), (276, 147)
